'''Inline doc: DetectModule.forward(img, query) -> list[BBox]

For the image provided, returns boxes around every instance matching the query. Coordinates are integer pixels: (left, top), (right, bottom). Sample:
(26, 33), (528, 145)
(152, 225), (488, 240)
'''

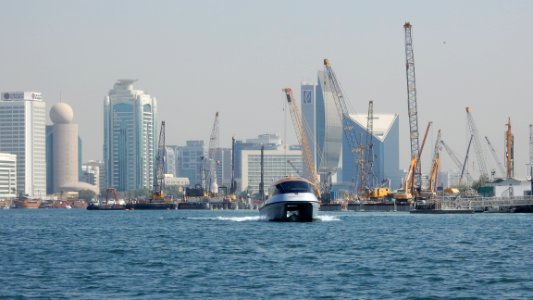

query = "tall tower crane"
(152, 121), (166, 201)
(505, 117), (514, 179)
(465, 107), (489, 180)
(283, 88), (321, 197)
(529, 124), (533, 178)
(366, 100), (375, 189)
(440, 139), (474, 184)
(427, 129), (441, 196)
(404, 22), (422, 189)
(484, 136), (505, 178)
(322, 59), (360, 194)
(205, 112), (220, 195)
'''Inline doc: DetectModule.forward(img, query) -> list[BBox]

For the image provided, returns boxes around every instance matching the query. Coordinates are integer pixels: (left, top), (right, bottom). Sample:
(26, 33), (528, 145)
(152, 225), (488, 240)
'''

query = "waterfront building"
(81, 160), (104, 193)
(239, 144), (303, 195)
(234, 134), (281, 191)
(341, 113), (401, 190)
(315, 71), (342, 185)
(177, 140), (205, 187)
(0, 153), (17, 198)
(165, 145), (178, 177)
(300, 82), (317, 180)
(211, 147), (232, 187)
(0, 92), (46, 197)
(103, 80), (157, 192)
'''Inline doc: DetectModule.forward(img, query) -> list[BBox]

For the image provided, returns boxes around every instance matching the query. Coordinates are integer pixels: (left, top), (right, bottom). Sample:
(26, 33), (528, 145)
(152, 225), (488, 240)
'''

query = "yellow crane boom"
(283, 88), (321, 197)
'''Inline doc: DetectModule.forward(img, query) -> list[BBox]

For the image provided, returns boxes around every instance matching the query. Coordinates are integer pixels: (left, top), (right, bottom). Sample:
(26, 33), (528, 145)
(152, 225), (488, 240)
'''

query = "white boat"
(259, 177), (320, 222)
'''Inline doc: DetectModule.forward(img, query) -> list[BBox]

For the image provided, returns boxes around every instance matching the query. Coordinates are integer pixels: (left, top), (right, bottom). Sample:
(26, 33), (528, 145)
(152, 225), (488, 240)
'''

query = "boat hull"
(260, 200), (319, 222)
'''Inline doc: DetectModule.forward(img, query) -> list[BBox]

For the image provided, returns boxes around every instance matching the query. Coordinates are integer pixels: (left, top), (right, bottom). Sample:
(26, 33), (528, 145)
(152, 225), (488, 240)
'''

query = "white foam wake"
(316, 215), (341, 222)
(215, 216), (262, 222)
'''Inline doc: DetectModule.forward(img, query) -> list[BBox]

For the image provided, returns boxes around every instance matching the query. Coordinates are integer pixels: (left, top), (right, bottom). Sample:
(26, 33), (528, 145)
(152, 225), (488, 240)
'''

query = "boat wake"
(186, 216), (262, 222)
(216, 216), (262, 222)
(316, 215), (341, 222)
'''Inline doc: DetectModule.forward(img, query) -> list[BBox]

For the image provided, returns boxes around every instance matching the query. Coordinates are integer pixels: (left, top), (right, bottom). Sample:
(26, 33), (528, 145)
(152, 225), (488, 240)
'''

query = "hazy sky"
(1, 0), (532, 178)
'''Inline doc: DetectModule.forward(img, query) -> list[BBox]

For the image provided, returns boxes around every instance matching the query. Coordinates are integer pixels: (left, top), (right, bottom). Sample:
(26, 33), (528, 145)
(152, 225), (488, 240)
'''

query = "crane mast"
(322, 59), (360, 193)
(465, 107), (489, 180)
(283, 88), (321, 197)
(505, 117), (514, 179)
(440, 139), (474, 184)
(205, 112), (220, 195)
(428, 129), (441, 195)
(153, 121), (166, 199)
(366, 100), (375, 189)
(404, 22), (422, 189)
(530, 124), (533, 178)
(459, 135), (474, 186)
(484, 136), (505, 178)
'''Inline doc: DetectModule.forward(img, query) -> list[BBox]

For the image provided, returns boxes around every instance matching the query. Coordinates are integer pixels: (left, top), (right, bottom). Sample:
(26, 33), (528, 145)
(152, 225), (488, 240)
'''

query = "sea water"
(1, 209), (532, 299)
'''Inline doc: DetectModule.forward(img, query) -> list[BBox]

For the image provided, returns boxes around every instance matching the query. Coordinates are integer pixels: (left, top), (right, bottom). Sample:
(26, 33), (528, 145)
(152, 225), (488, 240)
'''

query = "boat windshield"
(273, 181), (313, 195)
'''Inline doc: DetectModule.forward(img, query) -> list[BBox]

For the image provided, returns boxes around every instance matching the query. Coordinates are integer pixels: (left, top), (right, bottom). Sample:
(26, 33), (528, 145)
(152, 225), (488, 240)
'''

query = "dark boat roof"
(272, 177), (313, 186)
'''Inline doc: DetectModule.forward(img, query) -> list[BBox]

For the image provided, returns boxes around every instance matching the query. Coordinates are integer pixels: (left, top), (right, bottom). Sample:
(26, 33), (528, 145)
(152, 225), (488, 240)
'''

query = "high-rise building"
(315, 71), (342, 184)
(49, 103), (79, 193)
(239, 145), (303, 195)
(0, 153), (17, 198)
(341, 113), (401, 190)
(177, 140), (205, 187)
(103, 80), (157, 192)
(165, 145), (178, 176)
(234, 134), (281, 191)
(81, 160), (103, 192)
(0, 92), (46, 197)
(300, 82), (317, 180)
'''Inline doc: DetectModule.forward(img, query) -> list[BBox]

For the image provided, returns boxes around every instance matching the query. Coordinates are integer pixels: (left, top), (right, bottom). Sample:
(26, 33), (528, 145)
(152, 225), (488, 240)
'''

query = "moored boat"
(13, 198), (42, 209)
(259, 177), (320, 222)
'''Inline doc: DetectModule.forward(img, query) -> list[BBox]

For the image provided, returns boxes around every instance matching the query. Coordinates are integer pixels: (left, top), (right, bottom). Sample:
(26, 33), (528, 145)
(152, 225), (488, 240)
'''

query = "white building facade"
(103, 80), (157, 192)
(0, 92), (46, 197)
(0, 153), (17, 198)
(240, 145), (303, 195)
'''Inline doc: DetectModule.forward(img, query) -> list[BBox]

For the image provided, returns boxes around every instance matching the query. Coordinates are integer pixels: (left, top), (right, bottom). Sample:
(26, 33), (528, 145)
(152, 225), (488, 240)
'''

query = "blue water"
(1, 210), (532, 299)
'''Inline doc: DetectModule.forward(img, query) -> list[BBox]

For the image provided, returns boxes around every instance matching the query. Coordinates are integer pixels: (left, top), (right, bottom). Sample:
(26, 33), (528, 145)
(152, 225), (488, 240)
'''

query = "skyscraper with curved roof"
(103, 80), (157, 192)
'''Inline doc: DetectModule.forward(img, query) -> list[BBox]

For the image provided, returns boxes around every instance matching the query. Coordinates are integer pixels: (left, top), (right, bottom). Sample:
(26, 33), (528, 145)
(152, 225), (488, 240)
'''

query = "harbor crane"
(440, 139), (474, 183)
(466, 107), (489, 180)
(425, 129), (441, 198)
(365, 100), (375, 191)
(322, 59), (360, 197)
(529, 125), (533, 179)
(459, 135), (474, 186)
(205, 112), (220, 196)
(152, 121), (166, 201)
(505, 117), (514, 179)
(283, 88), (321, 197)
(394, 122), (432, 201)
(404, 22), (422, 190)
(485, 136), (505, 178)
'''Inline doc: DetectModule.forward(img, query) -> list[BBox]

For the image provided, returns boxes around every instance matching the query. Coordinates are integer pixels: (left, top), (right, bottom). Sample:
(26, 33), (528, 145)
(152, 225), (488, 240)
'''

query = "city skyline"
(1, 1), (532, 177)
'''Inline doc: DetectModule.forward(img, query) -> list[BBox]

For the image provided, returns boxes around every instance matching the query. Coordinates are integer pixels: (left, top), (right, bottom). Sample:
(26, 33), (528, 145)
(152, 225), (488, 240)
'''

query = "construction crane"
(152, 121), (166, 201)
(404, 22), (422, 190)
(440, 139), (474, 183)
(365, 100), (375, 190)
(283, 88), (321, 197)
(287, 160), (301, 176)
(205, 112), (220, 196)
(505, 117), (514, 179)
(530, 124), (533, 179)
(465, 107), (489, 180)
(394, 122), (432, 201)
(424, 129), (441, 198)
(485, 136), (505, 178)
(459, 135), (474, 186)
(322, 59), (360, 196)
